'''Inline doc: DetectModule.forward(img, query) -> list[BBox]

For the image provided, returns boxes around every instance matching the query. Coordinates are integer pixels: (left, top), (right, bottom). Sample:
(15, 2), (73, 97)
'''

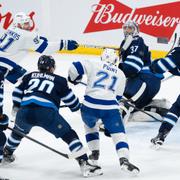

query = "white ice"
(0, 53), (180, 180)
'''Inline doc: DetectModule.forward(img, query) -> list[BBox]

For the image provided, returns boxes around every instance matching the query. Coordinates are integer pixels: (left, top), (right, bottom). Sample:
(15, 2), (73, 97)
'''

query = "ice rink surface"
(1, 52), (180, 180)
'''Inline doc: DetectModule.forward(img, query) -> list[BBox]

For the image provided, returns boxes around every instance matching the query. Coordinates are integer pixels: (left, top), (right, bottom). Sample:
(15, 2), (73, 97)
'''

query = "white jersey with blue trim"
(0, 25), (60, 65)
(69, 59), (126, 110)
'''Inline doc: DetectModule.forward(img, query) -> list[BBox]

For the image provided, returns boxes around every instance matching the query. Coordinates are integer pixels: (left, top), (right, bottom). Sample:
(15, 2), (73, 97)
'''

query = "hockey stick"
(166, 33), (177, 55)
(122, 99), (162, 122)
(157, 33), (177, 83)
(7, 126), (87, 159)
(80, 43), (120, 50)
(78, 82), (162, 122)
(60, 104), (68, 108)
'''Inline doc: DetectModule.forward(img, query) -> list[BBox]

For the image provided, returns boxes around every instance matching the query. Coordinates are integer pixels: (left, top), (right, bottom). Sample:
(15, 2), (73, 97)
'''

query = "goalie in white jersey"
(0, 12), (78, 163)
(68, 48), (140, 175)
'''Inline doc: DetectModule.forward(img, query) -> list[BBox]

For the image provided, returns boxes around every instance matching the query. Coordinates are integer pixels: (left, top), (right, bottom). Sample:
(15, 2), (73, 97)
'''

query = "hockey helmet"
(122, 20), (139, 38)
(38, 55), (55, 72)
(101, 48), (119, 66)
(13, 12), (32, 30)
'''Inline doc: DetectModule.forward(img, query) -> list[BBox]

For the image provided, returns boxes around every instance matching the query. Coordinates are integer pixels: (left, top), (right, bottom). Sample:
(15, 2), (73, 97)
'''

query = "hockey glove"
(60, 40), (79, 51)
(6, 65), (27, 84)
(68, 75), (82, 85)
(0, 114), (9, 131)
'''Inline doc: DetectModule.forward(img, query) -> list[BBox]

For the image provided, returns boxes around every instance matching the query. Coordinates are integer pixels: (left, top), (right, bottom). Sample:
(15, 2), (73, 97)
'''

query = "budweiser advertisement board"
(84, 0), (180, 40)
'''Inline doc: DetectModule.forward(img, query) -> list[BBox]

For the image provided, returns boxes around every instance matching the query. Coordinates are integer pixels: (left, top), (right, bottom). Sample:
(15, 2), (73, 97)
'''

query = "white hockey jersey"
(68, 59), (126, 110)
(0, 25), (60, 70)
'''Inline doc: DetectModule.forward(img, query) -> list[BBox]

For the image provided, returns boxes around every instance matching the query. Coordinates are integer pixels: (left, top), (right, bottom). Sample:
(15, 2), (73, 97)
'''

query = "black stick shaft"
(7, 126), (69, 159)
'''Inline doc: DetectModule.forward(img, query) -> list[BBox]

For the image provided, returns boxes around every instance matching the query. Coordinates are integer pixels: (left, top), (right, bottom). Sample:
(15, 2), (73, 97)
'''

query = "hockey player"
(118, 20), (165, 118)
(68, 48), (140, 175)
(0, 12), (78, 85)
(0, 12), (78, 164)
(0, 12), (78, 116)
(3, 55), (102, 177)
(150, 44), (180, 148)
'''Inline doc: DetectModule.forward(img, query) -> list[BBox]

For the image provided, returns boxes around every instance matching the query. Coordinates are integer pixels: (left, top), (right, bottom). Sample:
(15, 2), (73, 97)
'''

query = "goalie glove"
(60, 40), (79, 51)
(0, 114), (9, 131)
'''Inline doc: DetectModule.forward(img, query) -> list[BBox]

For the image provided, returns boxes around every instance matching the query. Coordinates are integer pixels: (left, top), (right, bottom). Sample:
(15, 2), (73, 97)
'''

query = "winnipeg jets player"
(150, 43), (180, 148)
(0, 12), (78, 161)
(3, 55), (102, 177)
(119, 20), (164, 115)
(68, 48), (140, 175)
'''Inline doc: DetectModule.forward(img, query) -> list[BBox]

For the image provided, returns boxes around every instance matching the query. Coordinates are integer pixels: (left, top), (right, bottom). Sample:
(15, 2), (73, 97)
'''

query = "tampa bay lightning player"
(150, 41), (180, 148)
(119, 20), (164, 114)
(68, 48), (140, 175)
(2, 55), (102, 177)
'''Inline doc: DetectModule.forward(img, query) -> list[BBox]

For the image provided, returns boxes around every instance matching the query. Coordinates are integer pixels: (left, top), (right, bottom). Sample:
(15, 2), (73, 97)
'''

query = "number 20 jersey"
(12, 71), (80, 112)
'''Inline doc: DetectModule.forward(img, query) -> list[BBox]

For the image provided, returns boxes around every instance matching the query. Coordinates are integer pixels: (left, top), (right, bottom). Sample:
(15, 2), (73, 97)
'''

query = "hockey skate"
(120, 157), (140, 176)
(89, 150), (100, 166)
(2, 148), (15, 163)
(78, 159), (103, 177)
(151, 133), (165, 149)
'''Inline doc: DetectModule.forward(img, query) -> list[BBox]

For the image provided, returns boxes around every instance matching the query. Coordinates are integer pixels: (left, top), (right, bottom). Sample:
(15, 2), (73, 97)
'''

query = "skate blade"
(150, 143), (162, 150)
(83, 169), (103, 177)
(121, 166), (140, 176)
(0, 160), (16, 168)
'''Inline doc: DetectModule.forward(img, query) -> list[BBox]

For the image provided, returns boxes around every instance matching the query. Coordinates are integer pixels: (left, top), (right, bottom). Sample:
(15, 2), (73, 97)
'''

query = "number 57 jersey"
(68, 59), (126, 110)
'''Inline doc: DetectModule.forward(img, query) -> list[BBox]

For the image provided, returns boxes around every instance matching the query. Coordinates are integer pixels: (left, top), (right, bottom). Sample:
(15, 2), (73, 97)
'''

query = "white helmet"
(101, 48), (119, 66)
(122, 20), (139, 38)
(13, 12), (32, 29)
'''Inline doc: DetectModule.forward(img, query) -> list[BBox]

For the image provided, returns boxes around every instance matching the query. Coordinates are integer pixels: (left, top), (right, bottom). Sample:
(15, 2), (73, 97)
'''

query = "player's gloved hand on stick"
(68, 75), (82, 85)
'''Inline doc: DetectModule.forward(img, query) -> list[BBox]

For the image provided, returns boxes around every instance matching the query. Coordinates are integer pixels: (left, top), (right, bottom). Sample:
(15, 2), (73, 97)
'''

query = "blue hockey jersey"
(12, 71), (80, 112)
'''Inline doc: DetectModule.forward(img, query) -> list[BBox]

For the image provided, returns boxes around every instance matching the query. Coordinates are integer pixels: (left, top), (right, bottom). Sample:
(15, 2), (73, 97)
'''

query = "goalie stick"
(7, 126), (87, 159)
(121, 99), (162, 122)
(80, 43), (120, 50)
(77, 82), (162, 122)
(80, 35), (133, 54)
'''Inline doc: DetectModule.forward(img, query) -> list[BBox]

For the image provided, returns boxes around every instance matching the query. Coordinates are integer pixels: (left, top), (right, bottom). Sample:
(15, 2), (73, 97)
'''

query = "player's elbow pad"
(151, 60), (165, 74)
